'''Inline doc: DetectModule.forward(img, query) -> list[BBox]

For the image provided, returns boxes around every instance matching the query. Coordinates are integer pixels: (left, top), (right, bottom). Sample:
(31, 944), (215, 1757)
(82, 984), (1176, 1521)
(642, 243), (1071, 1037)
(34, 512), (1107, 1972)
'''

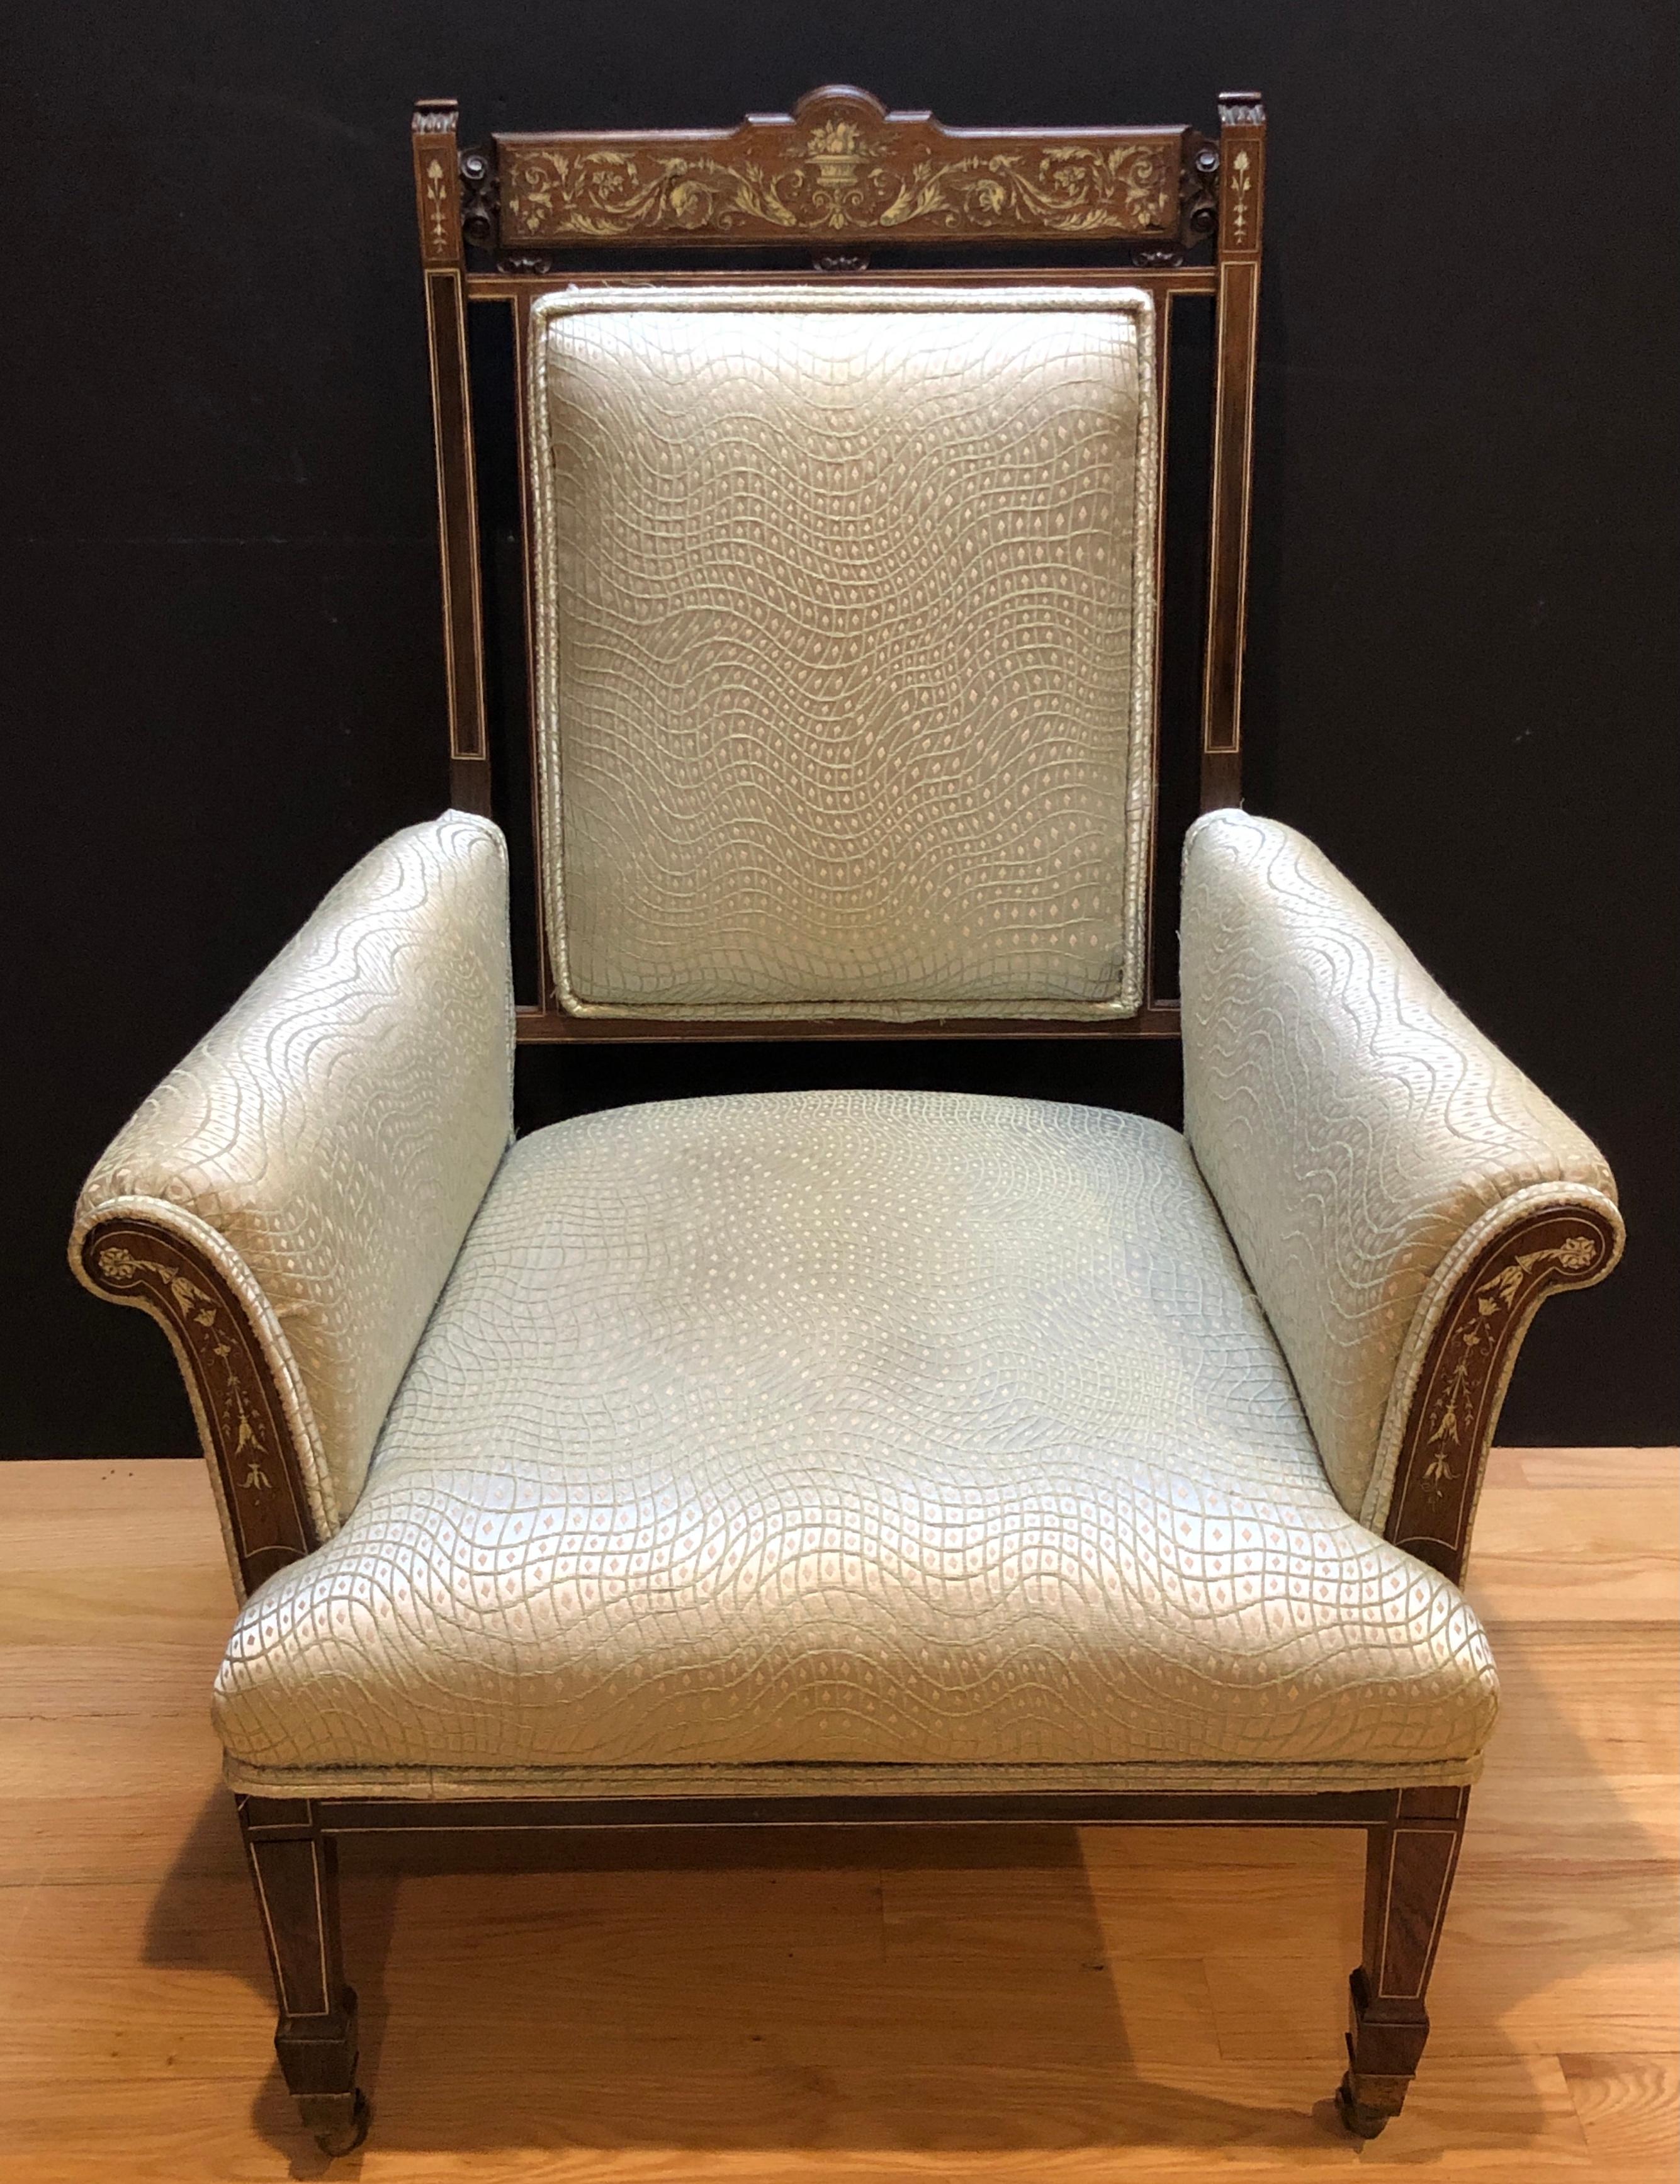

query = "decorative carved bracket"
(459, 144), (499, 254)
(1180, 131), (1221, 247)
(1385, 1205), (1620, 1580)
(82, 1220), (319, 1595)
(494, 85), (1190, 250)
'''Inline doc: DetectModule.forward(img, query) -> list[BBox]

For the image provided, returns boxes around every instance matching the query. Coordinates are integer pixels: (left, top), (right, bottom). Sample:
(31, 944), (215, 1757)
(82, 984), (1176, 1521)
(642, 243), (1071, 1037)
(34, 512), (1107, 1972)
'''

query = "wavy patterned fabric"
(214, 1091), (1497, 1788)
(72, 814), (514, 1531)
(1180, 811), (1620, 1528)
(529, 286), (1158, 1018)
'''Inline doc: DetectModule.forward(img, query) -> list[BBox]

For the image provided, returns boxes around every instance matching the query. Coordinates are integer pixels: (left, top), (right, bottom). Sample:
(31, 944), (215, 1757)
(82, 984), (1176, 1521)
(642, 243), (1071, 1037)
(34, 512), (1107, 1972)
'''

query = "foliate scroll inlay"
(499, 89), (1183, 246)
(1387, 1210), (1614, 1580)
(1227, 148), (1255, 246)
(90, 1227), (315, 1587)
(1414, 1234), (1601, 1501)
(421, 152), (453, 255)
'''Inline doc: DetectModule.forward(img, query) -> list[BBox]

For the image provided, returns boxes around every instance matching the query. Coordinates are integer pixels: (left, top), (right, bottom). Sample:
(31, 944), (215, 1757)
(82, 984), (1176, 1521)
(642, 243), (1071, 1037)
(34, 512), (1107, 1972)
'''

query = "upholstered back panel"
(529, 286), (1159, 1018)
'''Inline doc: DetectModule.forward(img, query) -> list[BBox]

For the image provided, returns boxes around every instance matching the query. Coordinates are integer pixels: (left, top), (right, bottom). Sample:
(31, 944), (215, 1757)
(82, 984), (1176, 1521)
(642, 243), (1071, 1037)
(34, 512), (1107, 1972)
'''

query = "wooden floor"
(0, 1451), (1674, 2181)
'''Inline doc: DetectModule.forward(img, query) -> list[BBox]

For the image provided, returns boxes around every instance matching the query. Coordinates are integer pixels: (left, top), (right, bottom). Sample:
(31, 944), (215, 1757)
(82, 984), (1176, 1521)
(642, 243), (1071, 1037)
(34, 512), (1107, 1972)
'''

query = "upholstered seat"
(214, 1088), (1496, 1793)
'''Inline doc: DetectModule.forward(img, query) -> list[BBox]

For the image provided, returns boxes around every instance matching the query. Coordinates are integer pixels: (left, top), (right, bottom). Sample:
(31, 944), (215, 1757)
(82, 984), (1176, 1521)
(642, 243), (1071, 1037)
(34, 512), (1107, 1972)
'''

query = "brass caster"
(1335, 2072), (1390, 2140)
(303, 2087), (370, 2158)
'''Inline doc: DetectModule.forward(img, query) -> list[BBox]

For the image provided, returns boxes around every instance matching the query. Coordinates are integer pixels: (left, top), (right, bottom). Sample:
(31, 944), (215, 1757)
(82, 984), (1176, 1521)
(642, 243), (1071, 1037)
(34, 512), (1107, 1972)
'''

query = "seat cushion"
(215, 1091), (1497, 1792)
(528, 286), (1159, 1020)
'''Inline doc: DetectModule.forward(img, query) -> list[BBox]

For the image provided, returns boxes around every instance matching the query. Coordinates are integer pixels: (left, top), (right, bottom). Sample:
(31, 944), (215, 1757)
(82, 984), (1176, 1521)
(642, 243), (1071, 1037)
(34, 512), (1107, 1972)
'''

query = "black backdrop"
(4, 1), (1676, 1456)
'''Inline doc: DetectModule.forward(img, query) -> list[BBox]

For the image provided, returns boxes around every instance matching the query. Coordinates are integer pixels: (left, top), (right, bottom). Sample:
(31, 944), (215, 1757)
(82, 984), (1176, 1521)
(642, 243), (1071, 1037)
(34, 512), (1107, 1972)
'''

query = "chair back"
(411, 86), (1266, 1042)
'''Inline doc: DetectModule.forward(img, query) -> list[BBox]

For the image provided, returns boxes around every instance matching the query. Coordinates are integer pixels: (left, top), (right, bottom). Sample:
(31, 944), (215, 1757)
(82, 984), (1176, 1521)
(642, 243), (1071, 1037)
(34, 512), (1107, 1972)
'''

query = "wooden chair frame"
(77, 87), (1626, 2156)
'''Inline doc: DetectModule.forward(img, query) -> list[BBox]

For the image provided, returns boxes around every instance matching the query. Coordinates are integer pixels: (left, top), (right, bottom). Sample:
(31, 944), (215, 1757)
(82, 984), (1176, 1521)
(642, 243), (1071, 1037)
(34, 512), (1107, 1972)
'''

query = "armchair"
(72, 86), (1621, 2156)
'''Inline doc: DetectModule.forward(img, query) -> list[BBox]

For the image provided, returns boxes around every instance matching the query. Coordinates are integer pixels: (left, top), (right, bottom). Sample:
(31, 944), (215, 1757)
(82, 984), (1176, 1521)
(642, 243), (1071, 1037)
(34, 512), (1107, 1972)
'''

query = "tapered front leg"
(1337, 1787), (1468, 2138)
(238, 1796), (369, 2156)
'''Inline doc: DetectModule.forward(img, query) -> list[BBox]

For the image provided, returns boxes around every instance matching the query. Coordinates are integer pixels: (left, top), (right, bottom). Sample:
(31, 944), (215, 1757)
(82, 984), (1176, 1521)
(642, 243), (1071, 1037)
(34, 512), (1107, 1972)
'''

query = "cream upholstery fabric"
(529, 286), (1158, 1019)
(214, 1091), (1497, 1791)
(1181, 811), (1621, 1529)
(72, 814), (514, 1533)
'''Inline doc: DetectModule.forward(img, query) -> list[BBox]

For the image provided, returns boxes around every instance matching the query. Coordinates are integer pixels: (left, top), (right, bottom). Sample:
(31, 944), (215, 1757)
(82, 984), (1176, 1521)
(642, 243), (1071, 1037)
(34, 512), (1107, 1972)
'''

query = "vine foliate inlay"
(421, 153), (453, 254)
(87, 1224), (316, 1589)
(97, 1243), (217, 1326)
(497, 89), (1185, 247)
(1227, 149), (1254, 245)
(1385, 1208), (1616, 1582)
(1415, 1235), (1601, 1499)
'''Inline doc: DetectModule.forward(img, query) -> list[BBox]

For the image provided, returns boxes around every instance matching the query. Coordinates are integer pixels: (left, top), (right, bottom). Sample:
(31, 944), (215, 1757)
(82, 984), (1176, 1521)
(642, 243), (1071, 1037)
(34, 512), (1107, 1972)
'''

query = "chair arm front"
(71, 812), (514, 1590)
(1180, 810), (1621, 1565)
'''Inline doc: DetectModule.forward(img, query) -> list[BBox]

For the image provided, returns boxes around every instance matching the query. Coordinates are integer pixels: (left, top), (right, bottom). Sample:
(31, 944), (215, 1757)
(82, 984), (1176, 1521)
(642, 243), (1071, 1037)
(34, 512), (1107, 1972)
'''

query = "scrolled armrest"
(1181, 810), (1621, 1546)
(71, 811), (514, 1578)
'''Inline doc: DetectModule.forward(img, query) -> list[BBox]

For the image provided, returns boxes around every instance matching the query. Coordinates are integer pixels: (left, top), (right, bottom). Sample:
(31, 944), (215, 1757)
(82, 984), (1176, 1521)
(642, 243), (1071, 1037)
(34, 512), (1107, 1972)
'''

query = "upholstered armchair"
(72, 87), (1621, 2157)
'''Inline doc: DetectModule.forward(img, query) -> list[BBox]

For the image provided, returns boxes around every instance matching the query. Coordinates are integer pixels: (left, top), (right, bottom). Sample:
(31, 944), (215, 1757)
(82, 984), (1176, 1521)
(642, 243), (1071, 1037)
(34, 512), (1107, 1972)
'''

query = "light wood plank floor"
(0, 1450), (1674, 2181)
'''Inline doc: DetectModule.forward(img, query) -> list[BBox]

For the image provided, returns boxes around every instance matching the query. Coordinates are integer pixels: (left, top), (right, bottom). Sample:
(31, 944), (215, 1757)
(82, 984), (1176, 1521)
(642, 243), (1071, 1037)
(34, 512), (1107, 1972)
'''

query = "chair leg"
(238, 1795), (369, 2156)
(1336, 1788), (1467, 2137)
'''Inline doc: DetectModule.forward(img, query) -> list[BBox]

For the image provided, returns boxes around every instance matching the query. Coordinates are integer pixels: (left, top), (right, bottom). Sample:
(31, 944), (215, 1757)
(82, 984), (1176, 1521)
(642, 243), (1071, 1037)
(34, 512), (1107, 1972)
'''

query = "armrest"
(71, 812), (514, 1584)
(1181, 810), (1621, 1552)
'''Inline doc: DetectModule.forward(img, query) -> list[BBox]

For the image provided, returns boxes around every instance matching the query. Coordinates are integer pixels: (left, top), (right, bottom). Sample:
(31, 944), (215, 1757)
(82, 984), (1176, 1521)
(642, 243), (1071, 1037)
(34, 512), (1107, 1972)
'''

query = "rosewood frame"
(412, 85), (1265, 1044)
(76, 87), (1620, 2161)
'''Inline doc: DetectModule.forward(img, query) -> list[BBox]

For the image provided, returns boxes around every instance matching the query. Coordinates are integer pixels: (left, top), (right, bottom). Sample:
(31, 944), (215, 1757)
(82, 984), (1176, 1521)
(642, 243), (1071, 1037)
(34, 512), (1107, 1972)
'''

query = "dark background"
(4, 1), (1676, 1455)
